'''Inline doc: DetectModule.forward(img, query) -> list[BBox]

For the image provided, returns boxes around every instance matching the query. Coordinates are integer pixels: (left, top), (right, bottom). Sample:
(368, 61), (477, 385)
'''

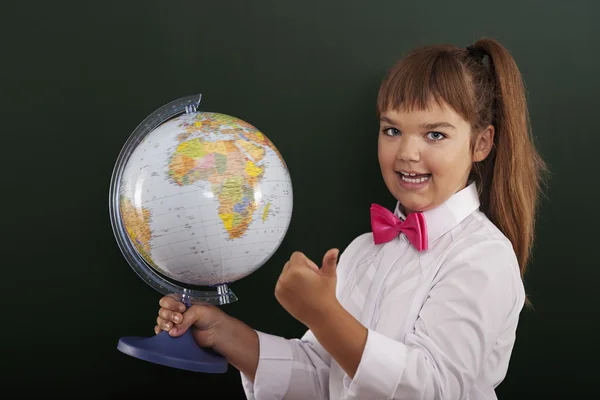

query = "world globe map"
(118, 111), (293, 287)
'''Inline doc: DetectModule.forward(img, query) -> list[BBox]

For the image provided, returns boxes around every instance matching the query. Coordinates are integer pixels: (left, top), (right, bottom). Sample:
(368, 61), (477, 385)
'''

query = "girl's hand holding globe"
(155, 294), (262, 379)
(155, 296), (226, 350)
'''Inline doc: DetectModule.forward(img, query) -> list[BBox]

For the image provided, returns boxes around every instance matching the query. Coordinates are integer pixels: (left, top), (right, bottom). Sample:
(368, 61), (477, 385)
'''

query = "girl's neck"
(399, 204), (414, 216)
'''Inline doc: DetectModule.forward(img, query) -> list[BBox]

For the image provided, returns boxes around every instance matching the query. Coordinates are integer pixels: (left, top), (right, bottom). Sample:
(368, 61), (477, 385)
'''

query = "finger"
(290, 251), (306, 265)
(290, 251), (318, 271)
(169, 305), (206, 337)
(156, 316), (174, 332)
(158, 307), (183, 324)
(305, 257), (319, 271)
(154, 325), (160, 335)
(321, 248), (339, 267)
(321, 248), (339, 276)
(159, 296), (186, 312)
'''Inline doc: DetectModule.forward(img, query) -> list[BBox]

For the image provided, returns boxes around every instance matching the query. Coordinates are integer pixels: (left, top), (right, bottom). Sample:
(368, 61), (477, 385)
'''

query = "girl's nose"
(395, 136), (421, 162)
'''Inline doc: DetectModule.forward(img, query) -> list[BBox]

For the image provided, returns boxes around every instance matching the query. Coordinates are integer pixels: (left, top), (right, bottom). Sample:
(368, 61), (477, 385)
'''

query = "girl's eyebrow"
(379, 116), (395, 124)
(421, 122), (456, 131)
(379, 116), (456, 131)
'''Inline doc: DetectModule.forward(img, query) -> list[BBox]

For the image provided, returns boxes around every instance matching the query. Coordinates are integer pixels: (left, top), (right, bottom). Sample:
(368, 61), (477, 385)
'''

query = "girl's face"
(377, 102), (493, 214)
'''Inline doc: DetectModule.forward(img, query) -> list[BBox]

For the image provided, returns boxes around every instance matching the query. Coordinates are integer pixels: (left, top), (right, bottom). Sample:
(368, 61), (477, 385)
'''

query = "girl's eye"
(383, 127), (401, 136)
(426, 131), (446, 141)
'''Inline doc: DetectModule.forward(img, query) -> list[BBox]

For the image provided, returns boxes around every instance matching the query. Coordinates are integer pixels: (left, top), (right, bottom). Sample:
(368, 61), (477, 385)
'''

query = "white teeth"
(401, 175), (430, 184)
(400, 172), (420, 176)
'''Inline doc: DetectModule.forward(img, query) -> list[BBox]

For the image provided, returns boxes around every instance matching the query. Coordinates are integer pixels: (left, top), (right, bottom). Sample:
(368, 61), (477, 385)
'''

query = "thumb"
(321, 248), (339, 276)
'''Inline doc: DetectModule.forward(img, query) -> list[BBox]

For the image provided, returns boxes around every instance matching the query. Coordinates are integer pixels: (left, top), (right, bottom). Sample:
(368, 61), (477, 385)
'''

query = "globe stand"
(117, 330), (227, 373)
(116, 285), (236, 373)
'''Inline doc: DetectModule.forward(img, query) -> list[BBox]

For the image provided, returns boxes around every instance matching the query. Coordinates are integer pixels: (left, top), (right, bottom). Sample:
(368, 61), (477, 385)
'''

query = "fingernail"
(173, 315), (181, 323)
(164, 323), (171, 330)
(169, 328), (177, 336)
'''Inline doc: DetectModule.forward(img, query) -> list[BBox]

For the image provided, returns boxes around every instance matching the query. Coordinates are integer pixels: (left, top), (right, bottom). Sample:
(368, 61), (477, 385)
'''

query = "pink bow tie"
(370, 204), (428, 251)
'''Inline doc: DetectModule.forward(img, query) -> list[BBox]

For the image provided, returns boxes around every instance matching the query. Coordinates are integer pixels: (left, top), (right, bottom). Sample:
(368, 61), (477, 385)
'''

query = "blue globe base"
(117, 329), (228, 373)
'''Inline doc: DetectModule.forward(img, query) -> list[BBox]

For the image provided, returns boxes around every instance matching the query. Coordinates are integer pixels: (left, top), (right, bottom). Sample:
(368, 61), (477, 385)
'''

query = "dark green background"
(2, 0), (598, 398)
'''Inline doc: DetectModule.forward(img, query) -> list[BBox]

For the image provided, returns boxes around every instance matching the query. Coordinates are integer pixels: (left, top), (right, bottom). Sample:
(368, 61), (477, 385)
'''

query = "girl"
(155, 37), (545, 399)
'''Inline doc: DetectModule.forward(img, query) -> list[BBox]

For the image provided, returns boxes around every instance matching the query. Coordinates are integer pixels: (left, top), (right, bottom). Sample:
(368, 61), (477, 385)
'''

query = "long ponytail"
(469, 38), (546, 278)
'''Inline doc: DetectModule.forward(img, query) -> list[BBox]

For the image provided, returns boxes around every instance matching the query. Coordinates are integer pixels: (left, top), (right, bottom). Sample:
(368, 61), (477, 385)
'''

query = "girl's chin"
(396, 200), (428, 215)
(396, 192), (443, 213)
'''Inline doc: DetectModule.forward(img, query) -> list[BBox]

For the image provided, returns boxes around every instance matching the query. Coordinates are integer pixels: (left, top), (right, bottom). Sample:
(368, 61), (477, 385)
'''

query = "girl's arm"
(212, 314), (260, 380)
(309, 302), (367, 379)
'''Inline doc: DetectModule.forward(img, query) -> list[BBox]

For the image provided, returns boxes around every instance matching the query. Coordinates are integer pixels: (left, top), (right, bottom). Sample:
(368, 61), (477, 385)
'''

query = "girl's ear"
(473, 125), (495, 162)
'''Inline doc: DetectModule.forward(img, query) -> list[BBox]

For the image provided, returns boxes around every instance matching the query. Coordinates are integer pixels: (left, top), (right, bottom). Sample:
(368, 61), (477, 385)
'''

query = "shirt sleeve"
(240, 329), (332, 400)
(344, 239), (525, 400)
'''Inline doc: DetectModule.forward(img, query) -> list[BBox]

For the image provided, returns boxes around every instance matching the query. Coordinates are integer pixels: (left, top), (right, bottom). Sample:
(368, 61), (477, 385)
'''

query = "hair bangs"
(376, 46), (476, 124)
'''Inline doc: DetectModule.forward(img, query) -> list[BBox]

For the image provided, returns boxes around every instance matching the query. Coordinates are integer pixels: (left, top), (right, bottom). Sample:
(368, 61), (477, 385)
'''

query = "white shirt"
(240, 182), (525, 400)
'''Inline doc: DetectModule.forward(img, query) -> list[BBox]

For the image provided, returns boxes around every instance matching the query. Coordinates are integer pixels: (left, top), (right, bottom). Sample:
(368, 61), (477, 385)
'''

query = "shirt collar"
(394, 181), (480, 245)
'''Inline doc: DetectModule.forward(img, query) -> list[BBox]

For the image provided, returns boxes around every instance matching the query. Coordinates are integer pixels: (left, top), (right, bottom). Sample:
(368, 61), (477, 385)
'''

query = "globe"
(109, 94), (293, 373)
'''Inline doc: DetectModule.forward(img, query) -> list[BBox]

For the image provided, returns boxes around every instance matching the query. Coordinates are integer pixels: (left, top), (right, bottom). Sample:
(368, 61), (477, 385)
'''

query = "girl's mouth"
(399, 171), (431, 184)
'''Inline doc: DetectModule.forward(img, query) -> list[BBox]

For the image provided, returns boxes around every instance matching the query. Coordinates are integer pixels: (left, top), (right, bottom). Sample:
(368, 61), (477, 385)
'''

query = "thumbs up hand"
(275, 249), (340, 328)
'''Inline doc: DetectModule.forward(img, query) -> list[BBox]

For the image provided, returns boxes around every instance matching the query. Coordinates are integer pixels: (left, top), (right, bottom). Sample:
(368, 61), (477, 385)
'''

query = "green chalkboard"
(1, 0), (598, 398)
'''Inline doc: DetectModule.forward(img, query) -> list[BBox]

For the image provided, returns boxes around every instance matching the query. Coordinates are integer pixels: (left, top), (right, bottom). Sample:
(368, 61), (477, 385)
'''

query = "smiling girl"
(155, 38), (545, 400)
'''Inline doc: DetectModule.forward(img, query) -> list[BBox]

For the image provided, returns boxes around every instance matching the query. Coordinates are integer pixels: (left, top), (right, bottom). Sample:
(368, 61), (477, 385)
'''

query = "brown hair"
(377, 38), (546, 281)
